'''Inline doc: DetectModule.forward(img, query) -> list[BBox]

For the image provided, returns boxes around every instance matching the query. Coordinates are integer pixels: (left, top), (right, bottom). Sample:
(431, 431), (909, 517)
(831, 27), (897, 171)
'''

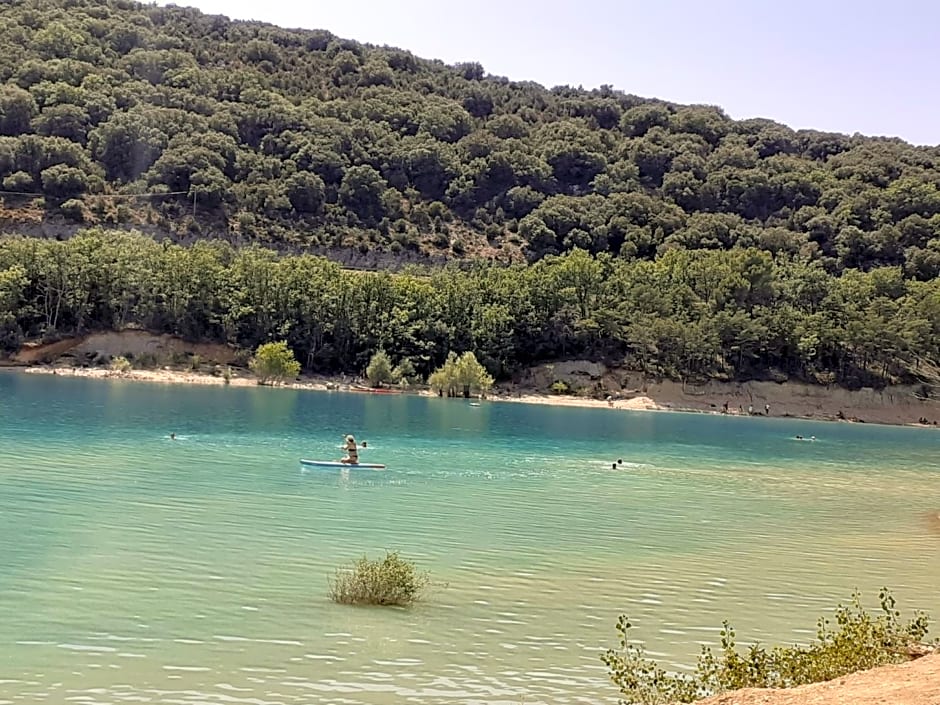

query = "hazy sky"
(159, 0), (940, 146)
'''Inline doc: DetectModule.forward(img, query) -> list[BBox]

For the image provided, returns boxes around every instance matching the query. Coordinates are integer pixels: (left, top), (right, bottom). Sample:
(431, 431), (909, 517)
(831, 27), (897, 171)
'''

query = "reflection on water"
(0, 372), (938, 704)
(926, 510), (940, 536)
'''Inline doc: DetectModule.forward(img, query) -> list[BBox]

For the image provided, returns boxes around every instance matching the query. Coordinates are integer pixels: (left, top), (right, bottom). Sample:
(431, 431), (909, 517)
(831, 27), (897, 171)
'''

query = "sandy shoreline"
(14, 364), (647, 405)
(7, 330), (939, 429)
(7, 363), (938, 431)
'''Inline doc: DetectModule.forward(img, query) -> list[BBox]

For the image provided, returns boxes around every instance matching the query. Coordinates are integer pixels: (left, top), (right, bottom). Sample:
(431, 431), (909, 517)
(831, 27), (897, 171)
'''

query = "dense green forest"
(0, 0), (939, 388)
(2, 231), (939, 389)
(0, 0), (940, 272)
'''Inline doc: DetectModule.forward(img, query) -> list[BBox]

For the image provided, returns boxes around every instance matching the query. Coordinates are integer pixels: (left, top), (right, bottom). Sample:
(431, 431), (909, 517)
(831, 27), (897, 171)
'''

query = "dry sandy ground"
(697, 653), (940, 705)
(18, 364), (328, 390)
(491, 390), (661, 411)
(16, 366), (661, 410)
(514, 361), (940, 428)
(20, 365), (260, 387)
(12, 330), (239, 365)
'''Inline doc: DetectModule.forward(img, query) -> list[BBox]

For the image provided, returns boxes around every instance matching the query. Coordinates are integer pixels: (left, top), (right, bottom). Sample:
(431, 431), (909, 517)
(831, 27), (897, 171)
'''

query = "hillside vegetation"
(1, 0), (940, 271)
(2, 230), (939, 389)
(0, 1), (939, 388)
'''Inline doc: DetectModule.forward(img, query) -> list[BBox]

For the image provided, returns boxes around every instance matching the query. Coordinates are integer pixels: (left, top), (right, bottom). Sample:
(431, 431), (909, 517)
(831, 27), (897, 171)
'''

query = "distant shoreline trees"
(1, 231), (938, 392)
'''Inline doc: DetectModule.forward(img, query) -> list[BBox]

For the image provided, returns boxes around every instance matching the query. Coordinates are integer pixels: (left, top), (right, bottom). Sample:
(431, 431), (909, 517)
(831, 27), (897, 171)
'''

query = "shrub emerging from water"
(602, 588), (933, 704)
(329, 551), (431, 607)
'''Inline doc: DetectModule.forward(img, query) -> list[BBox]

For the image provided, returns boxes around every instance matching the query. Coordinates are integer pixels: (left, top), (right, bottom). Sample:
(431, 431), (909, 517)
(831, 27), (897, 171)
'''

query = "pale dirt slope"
(11, 330), (238, 364)
(697, 653), (940, 705)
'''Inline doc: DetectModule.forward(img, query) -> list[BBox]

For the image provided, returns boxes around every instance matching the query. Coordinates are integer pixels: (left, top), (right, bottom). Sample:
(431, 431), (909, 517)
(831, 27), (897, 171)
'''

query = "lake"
(1, 371), (938, 704)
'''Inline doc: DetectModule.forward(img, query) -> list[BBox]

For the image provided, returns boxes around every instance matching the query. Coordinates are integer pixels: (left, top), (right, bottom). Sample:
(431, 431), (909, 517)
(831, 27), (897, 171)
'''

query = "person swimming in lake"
(340, 434), (359, 464)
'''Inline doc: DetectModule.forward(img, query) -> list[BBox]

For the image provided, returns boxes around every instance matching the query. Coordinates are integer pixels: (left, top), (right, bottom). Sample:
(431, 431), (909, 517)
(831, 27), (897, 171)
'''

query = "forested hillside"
(1, 0), (940, 272)
(0, 0), (939, 390)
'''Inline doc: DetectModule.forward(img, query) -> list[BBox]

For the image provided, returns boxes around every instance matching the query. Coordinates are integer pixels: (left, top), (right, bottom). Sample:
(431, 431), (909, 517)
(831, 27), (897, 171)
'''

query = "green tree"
(338, 165), (388, 225)
(33, 104), (91, 144)
(250, 341), (301, 385)
(427, 353), (458, 397)
(2, 171), (34, 192)
(454, 351), (494, 398)
(0, 264), (27, 350)
(428, 351), (493, 398)
(365, 349), (394, 387)
(88, 112), (166, 182)
(40, 164), (89, 199)
(392, 357), (416, 385)
(556, 247), (603, 319)
(285, 171), (325, 214)
(0, 86), (38, 136)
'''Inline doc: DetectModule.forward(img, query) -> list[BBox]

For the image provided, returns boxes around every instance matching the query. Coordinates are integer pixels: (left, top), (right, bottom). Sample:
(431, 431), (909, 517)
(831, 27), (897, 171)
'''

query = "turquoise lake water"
(1, 371), (938, 704)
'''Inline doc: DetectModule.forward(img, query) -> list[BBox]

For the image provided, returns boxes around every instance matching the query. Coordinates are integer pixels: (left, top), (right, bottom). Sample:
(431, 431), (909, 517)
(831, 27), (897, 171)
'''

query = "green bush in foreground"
(603, 589), (932, 705)
(329, 551), (431, 607)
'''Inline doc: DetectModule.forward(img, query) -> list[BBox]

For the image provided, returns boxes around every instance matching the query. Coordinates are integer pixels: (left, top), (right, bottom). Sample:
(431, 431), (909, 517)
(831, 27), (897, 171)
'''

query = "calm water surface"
(1, 372), (938, 704)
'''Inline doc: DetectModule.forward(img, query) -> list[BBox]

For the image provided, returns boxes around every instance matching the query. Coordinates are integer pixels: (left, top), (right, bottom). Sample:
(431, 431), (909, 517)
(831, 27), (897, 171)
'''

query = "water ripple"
(1, 375), (939, 704)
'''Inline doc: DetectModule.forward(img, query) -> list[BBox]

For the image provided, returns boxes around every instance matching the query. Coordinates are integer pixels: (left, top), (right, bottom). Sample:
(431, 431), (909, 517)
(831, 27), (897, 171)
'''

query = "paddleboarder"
(340, 434), (359, 464)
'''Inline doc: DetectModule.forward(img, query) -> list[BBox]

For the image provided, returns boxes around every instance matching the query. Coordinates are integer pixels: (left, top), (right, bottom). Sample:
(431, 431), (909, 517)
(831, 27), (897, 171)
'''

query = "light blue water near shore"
(1, 371), (938, 704)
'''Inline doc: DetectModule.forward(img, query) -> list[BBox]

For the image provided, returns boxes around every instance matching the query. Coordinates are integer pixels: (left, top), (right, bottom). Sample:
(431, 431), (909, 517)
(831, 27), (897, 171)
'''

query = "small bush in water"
(602, 588), (933, 704)
(329, 551), (430, 606)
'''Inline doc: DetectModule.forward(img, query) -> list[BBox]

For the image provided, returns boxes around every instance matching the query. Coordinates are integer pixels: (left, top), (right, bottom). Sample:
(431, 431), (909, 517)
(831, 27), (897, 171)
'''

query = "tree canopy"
(1, 2), (939, 392)
(0, 0), (938, 274)
(3, 230), (938, 392)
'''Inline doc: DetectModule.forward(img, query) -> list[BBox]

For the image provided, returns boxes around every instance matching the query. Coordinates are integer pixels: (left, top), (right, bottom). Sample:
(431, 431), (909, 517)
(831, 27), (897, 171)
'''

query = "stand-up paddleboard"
(300, 459), (387, 470)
